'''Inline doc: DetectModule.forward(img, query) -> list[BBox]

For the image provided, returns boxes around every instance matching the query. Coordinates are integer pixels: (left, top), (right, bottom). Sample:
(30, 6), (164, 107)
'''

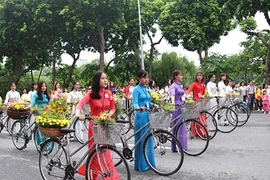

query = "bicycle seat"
(60, 128), (75, 134)
(116, 119), (129, 124)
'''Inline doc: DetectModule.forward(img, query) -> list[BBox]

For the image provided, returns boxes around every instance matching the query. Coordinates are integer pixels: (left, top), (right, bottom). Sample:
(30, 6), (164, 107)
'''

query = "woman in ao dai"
(132, 70), (156, 171)
(217, 73), (228, 125)
(206, 74), (218, 130)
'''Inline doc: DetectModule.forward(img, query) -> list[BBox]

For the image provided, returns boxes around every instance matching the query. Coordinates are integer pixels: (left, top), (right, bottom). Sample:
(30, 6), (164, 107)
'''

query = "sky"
(61, 13), (269, 67)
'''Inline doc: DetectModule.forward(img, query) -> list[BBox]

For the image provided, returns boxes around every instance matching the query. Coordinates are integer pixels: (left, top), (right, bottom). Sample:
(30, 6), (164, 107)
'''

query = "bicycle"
(10, 113), (42, 151)
(170, 103), (210, 156)
(116, 108), (184, 176)
(39, 116), (130, 180)
(226, 95), (251, 127)
(202, 96), (239, 133)
(68, 111), (89, 144)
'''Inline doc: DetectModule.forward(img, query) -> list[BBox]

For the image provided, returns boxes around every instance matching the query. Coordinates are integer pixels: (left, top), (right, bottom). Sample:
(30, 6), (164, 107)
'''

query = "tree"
(159, 0), (233, 62)
(224, 0), (270, 84)
(152, 52), (197, 88)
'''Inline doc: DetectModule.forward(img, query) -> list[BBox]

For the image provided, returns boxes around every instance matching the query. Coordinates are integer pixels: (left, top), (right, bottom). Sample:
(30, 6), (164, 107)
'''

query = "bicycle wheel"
(143, 130), (184, 176)
(34, 128), (48, 152)
(73, 118), (89, 144)
(176, 119), (209, 156)
(230, 103), (250, 127)
(11, 120), (27, 150)
(214, 107), (238, 133)
(118, 109), (134, 134)
(39, 139), (67, 180)
(85, 145), (130, 180)
(199, 110), (218, 140)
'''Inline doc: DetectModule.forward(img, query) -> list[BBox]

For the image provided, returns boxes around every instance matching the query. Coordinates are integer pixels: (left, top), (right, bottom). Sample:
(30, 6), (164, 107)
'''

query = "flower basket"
(38, 127), (64, 138)
(7, 110), (29, 119)
(149, 111), (171, 129)
(92, 124), (122, 145)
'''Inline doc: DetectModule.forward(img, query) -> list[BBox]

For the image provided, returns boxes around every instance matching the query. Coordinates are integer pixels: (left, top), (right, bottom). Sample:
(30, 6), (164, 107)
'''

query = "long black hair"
(31, 82), (37, 91)
(71, 81), (79, 91)
(53, 82), (61, 91)
(194, 72), (205, 83)
(136, 70), (148, 85)
(37, 81), (50, 101)
(90, 71), (104, 99)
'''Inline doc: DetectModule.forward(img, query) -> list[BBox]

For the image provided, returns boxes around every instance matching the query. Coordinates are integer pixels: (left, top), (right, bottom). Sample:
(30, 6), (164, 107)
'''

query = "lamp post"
(137, 0), (144, 70)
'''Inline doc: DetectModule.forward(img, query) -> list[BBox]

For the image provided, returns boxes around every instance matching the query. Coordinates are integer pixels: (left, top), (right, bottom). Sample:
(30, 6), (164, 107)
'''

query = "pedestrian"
(255, 84), (263, 112)
(50, 82), (62, 100)
(124, 78), (134, 111)
(109, 81), (116, 94)
(262, 90), (269, 114)
(75, 71), (119, 178)
(226, 80), (233, 94)
(239, 81), (247, 102)
(132, 70), (156, 171)
(1, 83), (21, 132)
(21, 88), (28, 101)
(4, 82), (21, 104)
(247, 81), (256, 111)
(170, 70), (187, 151)
(148, 79), (155, 92)
(206, 73), (218, 130)
(217, 73), (229, 126)
(29, 81), (50, 146)
(186, 72), (207, 136)
(28, 82), (38, 102)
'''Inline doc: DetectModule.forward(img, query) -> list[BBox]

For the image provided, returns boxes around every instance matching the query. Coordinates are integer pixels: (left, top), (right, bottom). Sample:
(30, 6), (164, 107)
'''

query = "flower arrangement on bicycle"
(6, 100), (30, 119)
(93, 111), (116, 126)
(7, 100), (30, 112)
(150, 91), (175, 113)
(113, 94), (124, 118)
(35, 96), (70, 137)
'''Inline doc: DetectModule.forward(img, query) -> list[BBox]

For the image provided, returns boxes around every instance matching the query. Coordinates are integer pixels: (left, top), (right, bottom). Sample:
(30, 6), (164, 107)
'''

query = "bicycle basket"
(232, 95), (242, 104)
(197, 98), (210, 111)
(149, 111), (171, 129)
(92, 124), (122, 145)
(180, 103), (200, 119)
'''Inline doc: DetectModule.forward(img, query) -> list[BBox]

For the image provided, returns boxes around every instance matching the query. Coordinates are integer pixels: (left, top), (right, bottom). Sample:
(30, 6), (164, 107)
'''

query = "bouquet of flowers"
(114, 94), (124, 115)
(150, 91), (162, 105)
(151, 91), (176, 112)
(7, 100), (30, 112)
(35, 96), (70, 128)
(93, 112), (116, 126)
(35, 111), (70, 128)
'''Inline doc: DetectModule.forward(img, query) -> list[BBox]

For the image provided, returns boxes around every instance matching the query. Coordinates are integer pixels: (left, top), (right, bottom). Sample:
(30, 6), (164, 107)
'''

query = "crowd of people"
(0, 70), (270, 179)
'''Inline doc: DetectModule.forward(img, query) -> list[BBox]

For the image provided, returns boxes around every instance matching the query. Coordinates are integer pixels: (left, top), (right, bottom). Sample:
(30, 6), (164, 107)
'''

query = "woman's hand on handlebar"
(135, 106), (147, 112)
(76, 114), (85, 121)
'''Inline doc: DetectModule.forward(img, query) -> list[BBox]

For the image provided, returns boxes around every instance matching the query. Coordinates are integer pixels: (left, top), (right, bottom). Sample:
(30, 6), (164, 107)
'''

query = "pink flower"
(106, 114), (110, 121)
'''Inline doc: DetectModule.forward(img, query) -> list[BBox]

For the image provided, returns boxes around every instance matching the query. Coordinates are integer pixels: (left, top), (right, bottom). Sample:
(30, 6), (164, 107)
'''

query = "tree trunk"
(265, 44), (270, 84)
(64, 52), (81, 89)
(148, 45), (154, 80)
(99, 27), (105, 72)
(197, 50), (203, 63)
(204, 47), (209, 59)
(38, 66), (43, 82)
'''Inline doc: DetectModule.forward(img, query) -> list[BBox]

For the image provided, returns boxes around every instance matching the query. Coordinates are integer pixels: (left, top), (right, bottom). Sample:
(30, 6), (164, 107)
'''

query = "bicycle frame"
(119, 120), (152, 152)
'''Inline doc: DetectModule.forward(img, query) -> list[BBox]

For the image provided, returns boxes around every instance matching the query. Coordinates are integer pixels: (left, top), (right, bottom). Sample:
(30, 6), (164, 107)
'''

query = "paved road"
(0, 113), (270, 180)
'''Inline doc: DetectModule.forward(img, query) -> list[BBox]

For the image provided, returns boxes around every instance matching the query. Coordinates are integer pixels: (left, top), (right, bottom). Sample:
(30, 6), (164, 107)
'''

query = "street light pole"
(137, 0), (144, 70)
